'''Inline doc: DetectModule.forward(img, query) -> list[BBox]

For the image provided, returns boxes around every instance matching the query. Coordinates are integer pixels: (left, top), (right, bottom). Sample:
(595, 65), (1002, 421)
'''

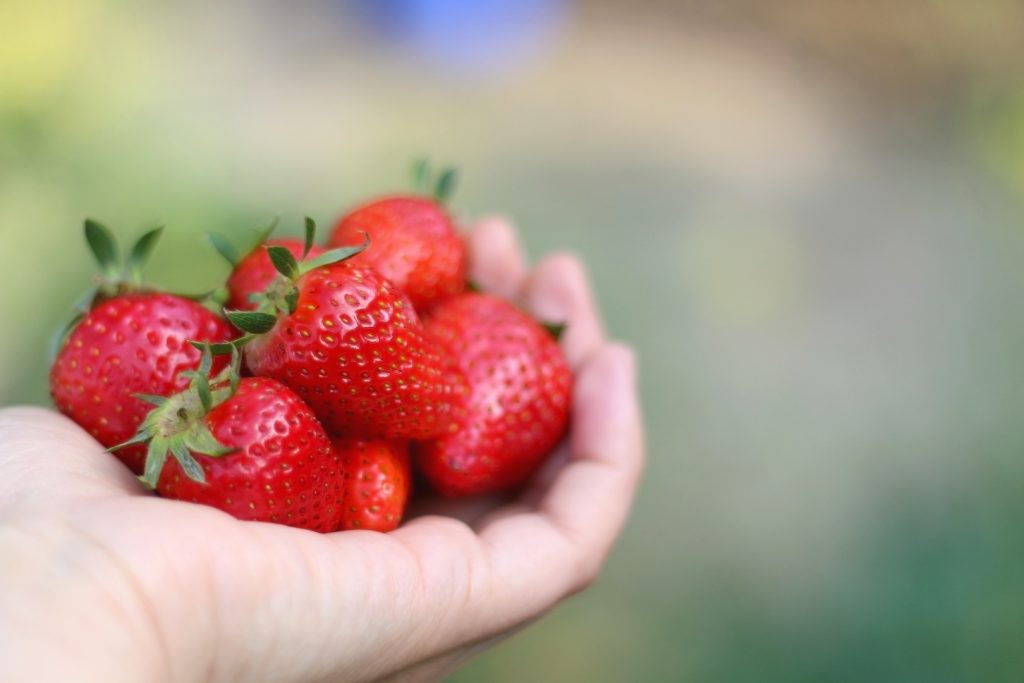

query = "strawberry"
(50, 221), (233, 473)
(333, 437), (411, 532)
(121, 348), (344, 531)
(326, 161), (465, 310)
(415, 293), (572, 497)
(213, 229), (325, 311)
(224, 220), (463, 441)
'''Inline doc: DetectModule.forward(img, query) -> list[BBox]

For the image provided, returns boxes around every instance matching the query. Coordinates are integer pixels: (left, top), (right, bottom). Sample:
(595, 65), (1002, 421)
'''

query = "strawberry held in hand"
(334, 437), (411, 532)
(416, 293), (573, 497)
(50, 221), (233, 473)
(327, 161), (466, 310)
(225, 220), (462, 441)
(120, 348), (345, 531)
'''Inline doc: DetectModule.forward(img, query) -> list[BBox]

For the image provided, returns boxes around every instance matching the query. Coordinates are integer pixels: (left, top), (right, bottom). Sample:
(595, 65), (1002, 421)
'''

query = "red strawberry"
(226, 223), (463, 441)
(149, 375), (344, 532)
(225, 238), (325, 311)
(50, 221), (233, 473)
(415, 293), (572, 497)
(328, 196), (466, 310)
(333, 437), (411, 532)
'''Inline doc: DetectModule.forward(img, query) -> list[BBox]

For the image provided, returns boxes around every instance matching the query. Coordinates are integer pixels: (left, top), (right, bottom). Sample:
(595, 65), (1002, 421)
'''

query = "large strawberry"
(121, 349), (344, 531)
(50, 221), (233, 473)
(211, 221), (326, 311)
(333, 437), (411, 532)
(415, 293), (572, 497)
(326, 161), (465, 310)
(224, 220), (463, 440)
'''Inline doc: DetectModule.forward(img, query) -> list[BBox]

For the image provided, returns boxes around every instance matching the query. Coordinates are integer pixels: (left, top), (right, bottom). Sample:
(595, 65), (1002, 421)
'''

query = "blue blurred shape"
(350, 0), (569, 73)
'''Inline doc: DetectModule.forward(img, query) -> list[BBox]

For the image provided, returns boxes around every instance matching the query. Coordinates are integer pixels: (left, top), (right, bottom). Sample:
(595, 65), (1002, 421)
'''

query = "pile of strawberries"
(49, 164), (572, 533)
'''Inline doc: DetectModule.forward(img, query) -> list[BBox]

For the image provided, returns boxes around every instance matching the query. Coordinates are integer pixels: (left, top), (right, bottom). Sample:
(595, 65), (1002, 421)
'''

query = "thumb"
(0, 406), (142, 511)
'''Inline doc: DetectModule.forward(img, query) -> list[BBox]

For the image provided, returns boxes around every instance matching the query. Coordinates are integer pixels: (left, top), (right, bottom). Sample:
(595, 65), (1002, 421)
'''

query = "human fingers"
(465, 216), (528, 299)
(521, 252), (605, 368)
(474, 343), (643, 605)
(527, 343), (644, 578)
(405, 491), (511, 527)
(378, 343), (643, 662)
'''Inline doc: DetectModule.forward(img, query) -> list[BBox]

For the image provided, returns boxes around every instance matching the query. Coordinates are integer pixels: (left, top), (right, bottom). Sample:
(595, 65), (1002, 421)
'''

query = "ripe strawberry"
(225, 221), (463, 441)
(415, 293), (572, 497)
(326, 162), (465, 310)
(223, 237), (325, 311)
(328, 196), (465, 310)
(157, 380), (342, 532)
(120, 348), (344, 532)
(50, 221), (233, 473)
(334, 437), (411, 532)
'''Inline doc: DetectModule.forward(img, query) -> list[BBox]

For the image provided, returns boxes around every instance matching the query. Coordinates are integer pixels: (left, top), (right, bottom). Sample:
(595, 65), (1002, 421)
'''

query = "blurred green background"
(5, 0), (1024, 680)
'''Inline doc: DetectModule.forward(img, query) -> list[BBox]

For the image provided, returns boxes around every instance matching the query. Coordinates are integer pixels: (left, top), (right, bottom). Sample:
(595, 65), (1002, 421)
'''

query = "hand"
(0, 218), (644, 683)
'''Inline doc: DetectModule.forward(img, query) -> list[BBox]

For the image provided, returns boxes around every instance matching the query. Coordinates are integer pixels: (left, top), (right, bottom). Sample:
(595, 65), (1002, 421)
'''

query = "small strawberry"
(211, 221), (325, 311)
(223, 219), (463, 441)
(121, 348), (344, 531)
(333, 437), (411, 532)
(326, 161), (465, 310)
(50, 221), (233, 473)
(415, 293), (572, 497)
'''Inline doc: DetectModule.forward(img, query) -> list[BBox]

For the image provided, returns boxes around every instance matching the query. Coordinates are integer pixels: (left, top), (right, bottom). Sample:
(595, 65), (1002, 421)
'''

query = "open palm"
(0, 218), (644, 683)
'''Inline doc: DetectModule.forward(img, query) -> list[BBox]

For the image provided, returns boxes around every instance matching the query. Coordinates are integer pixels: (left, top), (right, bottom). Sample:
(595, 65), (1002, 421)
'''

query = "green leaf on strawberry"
(113, 343), (242, 488)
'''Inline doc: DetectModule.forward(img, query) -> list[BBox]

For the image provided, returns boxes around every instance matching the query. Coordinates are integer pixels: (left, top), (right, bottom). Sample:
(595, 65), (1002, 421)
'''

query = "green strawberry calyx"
(542, 321), (567, 342)
(111, 344), (242, 489)
(411, 157), (458, 205)
(48, 220), (166, 363)
(207, 216), (281, 268)
(82, 219), (224, 305)
(84, 218), (165, 298)
(208, 217), (369, 350)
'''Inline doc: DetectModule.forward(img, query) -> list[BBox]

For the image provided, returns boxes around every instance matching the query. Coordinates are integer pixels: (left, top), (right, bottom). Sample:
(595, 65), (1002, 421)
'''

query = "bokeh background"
(4, 0), (1024, 680)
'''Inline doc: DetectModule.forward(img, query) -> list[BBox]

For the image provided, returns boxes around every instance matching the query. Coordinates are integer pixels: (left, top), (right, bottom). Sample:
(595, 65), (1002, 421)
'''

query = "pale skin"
(0, 218), (645, 683)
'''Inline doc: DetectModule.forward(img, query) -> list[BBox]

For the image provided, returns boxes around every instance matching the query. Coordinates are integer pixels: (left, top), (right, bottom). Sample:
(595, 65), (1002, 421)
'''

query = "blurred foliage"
(971, 88), (1024, 200)
(4, 1), (1024, 681)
